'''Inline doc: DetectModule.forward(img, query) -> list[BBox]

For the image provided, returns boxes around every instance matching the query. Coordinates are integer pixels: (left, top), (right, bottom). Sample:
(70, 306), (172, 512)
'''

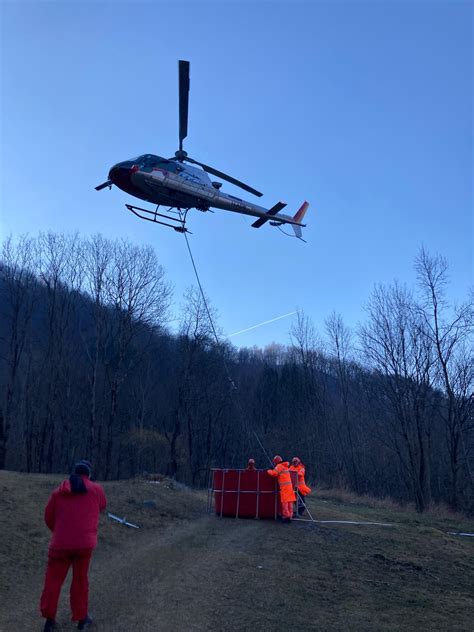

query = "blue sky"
(1, 2), (472, 347)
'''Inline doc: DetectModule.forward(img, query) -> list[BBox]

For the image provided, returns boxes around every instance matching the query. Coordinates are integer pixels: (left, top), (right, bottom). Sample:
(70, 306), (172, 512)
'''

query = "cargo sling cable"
(179, 225), (392, 529)
(178, 215), (264, 453)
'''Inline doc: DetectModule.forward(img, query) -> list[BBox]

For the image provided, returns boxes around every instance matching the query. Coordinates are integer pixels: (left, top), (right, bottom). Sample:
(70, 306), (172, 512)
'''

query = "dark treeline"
(0, 233), (472, 513)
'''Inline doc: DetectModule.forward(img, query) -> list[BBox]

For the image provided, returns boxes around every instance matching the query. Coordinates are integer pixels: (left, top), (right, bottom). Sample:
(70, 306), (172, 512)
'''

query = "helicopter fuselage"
(108, 154), (300, 225)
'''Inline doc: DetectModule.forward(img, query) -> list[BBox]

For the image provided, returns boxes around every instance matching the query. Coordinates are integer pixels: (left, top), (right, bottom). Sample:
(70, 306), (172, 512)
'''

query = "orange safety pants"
(40, 548), (93, 621)
(281, 502), (294, 519)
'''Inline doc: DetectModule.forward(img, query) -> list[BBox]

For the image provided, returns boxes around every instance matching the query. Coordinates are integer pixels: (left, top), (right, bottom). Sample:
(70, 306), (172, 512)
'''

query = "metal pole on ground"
(220, 470), (225, 518)
(296, 489), (315, 522)
(274, 479), (278, 521)
(256, 470), (260, 519)
(207, 469), (213, 514)
(236, 469), (242, 519)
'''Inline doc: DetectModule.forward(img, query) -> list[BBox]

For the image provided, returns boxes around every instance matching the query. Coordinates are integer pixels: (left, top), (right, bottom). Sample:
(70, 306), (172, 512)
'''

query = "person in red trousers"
(40, 460), (106, 631)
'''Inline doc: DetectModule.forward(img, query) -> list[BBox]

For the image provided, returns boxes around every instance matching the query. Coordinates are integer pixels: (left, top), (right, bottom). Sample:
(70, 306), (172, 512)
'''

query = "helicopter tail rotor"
(289, 201), (309, 240)
(293, 200), (309, 224)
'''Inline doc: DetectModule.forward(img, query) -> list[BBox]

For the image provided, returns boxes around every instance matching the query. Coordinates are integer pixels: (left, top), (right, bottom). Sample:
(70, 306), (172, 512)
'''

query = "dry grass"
(1, 470), (473, 631)
(316, 485), (469, 521)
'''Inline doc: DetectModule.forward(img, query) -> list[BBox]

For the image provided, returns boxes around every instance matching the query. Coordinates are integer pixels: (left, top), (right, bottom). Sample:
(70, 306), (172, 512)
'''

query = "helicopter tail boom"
(256, 200), (309, 240)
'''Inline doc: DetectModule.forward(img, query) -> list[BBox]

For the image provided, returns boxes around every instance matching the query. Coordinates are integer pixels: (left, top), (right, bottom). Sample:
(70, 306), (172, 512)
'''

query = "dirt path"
(90, 515), (300, 632)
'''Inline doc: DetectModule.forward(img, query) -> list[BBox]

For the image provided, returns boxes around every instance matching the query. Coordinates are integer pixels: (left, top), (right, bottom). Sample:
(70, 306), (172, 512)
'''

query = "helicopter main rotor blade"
(185, 156), (263, 198)
(95, 180), (112, 191)
(178, 60), (190, 152)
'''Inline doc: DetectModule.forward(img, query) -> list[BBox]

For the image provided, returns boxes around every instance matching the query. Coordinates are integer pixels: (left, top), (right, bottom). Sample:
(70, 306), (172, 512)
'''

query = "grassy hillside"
(0, 471), (472, 631)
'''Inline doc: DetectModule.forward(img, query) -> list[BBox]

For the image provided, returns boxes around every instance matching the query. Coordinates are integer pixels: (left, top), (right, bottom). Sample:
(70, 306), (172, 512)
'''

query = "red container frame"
(209, 468), (298, 520)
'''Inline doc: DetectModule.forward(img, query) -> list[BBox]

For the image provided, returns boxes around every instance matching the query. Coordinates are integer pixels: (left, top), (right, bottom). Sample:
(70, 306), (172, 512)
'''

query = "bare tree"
(101, 239), (172, 478)
(34, 232), (84, 471)
(360, 283), (436, 511)
(415, 247), (474, 509)
(166, 286), (221, 480)
(0, 235), (37, 469)
(325, 311), (360, 491)
(81, 234), (113, 460)
(289, 310), (330, 479)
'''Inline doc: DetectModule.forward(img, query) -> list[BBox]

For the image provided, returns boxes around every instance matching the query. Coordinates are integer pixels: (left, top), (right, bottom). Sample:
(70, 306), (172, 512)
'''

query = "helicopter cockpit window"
(126, 155), (151, 168)
(125, 154), (178, 173)
(137, 154), (177, 173)
(140, 155), (155, 169)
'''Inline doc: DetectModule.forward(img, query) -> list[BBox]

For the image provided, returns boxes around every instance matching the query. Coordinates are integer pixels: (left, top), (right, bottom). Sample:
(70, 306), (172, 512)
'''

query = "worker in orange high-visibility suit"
(290, 457), (312, 516)
(267, 455), (296, 523)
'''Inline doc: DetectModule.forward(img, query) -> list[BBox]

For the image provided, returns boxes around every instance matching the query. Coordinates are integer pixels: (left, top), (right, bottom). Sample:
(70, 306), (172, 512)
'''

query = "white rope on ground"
(292, 518), (393, 526)
(317, 520), (392, 526)
(447, 532), (474, 537)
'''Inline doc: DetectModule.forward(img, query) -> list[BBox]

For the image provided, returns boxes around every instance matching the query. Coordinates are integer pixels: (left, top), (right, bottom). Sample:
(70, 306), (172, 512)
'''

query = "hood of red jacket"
(58, 480), (73, 494)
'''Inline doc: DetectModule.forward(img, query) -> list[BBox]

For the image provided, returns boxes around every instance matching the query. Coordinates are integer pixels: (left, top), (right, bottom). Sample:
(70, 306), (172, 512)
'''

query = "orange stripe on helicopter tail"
(293, 201), (309, 223)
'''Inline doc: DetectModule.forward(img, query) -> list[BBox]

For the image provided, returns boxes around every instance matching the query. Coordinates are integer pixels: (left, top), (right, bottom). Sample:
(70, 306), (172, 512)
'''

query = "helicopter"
(95, 61), (309, 239)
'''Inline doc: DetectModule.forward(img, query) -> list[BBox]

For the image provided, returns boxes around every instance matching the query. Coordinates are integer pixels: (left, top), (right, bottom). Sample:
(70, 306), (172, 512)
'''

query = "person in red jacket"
(39, 460), (106, 632)
(267, 455), (296, 523)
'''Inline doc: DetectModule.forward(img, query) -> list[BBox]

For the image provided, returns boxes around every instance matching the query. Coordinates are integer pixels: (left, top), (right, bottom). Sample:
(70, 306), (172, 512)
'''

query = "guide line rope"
(179, 211), (222, 349)
(179, 219), (268, 445)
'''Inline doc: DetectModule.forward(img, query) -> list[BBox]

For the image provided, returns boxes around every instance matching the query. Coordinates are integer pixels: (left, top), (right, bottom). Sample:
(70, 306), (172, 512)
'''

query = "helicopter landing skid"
(125, 204), (190, 233)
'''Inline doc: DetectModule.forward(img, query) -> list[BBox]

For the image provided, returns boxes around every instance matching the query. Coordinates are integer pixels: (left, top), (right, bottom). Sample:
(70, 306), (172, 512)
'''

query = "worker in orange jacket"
(267, 455), (296, 523)
(290, 457), (312, 516)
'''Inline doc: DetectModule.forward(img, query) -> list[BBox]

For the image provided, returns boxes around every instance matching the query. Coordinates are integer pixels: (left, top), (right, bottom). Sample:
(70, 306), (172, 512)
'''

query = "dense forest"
(0, 233), (472, 513)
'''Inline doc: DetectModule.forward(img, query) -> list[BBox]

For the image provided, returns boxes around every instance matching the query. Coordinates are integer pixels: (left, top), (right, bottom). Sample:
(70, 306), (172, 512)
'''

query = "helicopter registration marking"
(231, 200), (246, 209)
